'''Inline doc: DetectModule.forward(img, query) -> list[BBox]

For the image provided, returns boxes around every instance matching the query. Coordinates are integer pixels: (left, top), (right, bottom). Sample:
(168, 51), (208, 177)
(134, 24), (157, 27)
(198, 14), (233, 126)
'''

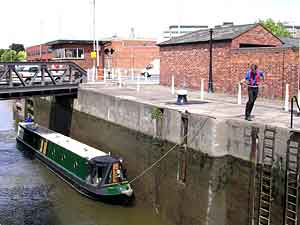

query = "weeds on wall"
(151, 107), (163, 120)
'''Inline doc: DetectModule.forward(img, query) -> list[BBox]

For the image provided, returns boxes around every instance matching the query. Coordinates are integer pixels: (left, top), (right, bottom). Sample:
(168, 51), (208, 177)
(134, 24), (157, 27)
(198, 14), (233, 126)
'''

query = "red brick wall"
(230, 48), (299, 98)
(231, 25), (283, 48)
(26, 45), (53, 61)
(160, 25), (300, 99)
(160, 43), (299, 99)
(160, 42), (232, 90)
(104, 40), (159, 71)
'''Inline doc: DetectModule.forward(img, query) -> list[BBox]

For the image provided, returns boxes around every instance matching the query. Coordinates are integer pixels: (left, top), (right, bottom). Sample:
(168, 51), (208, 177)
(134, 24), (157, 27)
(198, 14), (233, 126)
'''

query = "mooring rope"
(128, 116), (210, 184)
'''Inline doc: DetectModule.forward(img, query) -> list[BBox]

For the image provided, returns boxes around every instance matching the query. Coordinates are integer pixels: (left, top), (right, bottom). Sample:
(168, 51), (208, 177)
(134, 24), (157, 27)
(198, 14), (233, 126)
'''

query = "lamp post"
(208, 28), (214, 93)
(298, 39), (300, 101)
(92, 0), (96, 80)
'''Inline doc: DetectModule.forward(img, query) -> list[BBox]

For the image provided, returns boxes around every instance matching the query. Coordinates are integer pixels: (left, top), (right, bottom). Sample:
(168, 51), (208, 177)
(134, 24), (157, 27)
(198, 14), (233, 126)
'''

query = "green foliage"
(260, 18), (291, 37)
(0, 50), (26, 62)
(0, 50), (17, 62)
(151, 107), (163, 120)
(0, 49), (6, 58)
(16, 51), (26, 61)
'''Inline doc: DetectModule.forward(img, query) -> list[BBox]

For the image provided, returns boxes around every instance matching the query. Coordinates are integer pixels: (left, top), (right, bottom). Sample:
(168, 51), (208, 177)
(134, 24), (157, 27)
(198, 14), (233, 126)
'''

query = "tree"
(9, 43), (25, 53)
(260, 18), (291, 37)
(1, 50), (17, 62)
(0, 49), (7, 59)
(16, 51), (26, 61)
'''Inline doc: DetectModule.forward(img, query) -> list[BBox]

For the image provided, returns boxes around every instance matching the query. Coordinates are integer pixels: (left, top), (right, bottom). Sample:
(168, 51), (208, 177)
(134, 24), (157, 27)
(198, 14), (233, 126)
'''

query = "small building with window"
(26, 38), (159, 80)
(26, 44), (53, 61)
(158, 23), (300, 98)
(45, 39), (107, 72)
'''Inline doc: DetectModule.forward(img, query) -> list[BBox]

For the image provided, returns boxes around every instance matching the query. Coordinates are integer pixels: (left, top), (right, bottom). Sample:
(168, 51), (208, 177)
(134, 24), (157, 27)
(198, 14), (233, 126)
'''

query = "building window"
(53, 48), (84, 59)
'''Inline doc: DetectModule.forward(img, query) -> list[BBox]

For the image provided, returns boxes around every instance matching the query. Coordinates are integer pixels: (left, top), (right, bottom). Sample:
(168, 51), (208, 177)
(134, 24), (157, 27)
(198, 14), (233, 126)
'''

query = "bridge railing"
(0, 61), (87, 88)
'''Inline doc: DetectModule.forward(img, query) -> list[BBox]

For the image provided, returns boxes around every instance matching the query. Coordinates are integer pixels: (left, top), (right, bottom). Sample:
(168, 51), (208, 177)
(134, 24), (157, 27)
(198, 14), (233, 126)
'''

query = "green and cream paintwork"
(17, 122), (133, 201)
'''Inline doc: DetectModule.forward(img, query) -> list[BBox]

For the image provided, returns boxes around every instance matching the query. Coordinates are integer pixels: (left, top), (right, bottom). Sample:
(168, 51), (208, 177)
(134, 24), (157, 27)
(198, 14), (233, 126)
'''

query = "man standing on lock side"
(240, 64), (264, 121)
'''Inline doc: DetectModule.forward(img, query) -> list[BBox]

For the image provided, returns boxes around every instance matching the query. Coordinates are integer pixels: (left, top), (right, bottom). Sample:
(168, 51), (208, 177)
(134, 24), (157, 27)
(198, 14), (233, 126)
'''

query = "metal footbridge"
(0, 61), (86, 100)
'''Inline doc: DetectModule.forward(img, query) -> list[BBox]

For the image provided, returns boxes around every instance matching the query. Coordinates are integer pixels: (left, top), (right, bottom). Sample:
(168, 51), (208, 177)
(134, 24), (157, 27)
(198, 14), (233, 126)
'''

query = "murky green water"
(0, 100), (172, 225)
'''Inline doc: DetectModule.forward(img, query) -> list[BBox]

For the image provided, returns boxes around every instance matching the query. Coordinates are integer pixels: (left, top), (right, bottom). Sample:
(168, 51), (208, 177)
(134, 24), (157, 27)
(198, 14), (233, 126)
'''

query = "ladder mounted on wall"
(284, 131), (300, 225)
(257, 126), (276, 225)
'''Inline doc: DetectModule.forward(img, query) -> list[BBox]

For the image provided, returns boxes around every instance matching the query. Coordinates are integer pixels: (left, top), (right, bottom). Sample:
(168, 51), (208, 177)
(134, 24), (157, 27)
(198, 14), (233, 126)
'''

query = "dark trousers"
(245, 87), (258, 118)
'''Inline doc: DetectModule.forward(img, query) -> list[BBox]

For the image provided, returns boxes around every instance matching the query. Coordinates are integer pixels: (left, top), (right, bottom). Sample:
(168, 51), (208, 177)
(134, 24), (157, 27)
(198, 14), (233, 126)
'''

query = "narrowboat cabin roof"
(19, 122), (107, 160)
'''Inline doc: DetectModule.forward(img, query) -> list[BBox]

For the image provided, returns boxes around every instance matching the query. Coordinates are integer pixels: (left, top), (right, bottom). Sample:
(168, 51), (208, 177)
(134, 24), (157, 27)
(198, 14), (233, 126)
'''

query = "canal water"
(0, 100), (172, 225)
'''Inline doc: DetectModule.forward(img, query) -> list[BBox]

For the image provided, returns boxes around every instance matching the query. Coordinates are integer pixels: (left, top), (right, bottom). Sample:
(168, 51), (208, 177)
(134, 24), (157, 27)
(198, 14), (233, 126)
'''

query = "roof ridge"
(159, 23), (258, 46)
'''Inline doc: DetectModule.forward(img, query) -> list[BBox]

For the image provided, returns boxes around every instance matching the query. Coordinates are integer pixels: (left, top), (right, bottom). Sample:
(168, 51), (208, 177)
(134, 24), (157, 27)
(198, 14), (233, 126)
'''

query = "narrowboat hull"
(16, 126), (133, 205)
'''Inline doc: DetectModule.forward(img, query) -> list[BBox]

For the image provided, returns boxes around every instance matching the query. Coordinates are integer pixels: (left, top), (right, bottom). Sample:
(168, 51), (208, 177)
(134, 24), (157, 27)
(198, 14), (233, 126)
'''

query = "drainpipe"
(208, 28), (214, 93)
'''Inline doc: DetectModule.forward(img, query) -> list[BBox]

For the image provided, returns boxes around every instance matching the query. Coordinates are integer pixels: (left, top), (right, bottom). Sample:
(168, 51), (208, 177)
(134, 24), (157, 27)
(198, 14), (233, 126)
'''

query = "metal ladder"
(257, 127), (276, 225)
(284, 131), (300, 225)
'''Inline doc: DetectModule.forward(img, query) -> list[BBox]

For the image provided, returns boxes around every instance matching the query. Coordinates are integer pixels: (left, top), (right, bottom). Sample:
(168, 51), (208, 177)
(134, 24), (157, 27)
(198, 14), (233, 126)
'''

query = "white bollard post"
(112, 68), (115, 80)
(171, 75), (175, 95)
(238, 83), (242, 105)
(297, 89), (300, 112)
(200, 78), (204, 101)
(103, 68), (106, 83)
(285, 84), (289, 112)
(92, 68), (95, 83)
(131, 68), (134, 81)
(118, 69), (122, 88)
(137, 75), (140, 92)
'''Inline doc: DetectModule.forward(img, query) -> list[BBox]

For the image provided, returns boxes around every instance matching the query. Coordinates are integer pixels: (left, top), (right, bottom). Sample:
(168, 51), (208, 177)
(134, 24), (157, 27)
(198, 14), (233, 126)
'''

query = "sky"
(0, 0), (300, 48)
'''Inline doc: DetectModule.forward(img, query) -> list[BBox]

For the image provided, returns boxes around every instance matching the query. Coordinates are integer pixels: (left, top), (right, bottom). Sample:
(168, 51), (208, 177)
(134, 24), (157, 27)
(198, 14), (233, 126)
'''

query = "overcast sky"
(0, 0), (299, 48)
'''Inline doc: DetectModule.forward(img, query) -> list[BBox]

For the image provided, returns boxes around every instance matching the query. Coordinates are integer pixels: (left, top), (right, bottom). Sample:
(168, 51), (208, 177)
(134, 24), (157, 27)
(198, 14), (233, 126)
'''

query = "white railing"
(87, 68), (159, 85)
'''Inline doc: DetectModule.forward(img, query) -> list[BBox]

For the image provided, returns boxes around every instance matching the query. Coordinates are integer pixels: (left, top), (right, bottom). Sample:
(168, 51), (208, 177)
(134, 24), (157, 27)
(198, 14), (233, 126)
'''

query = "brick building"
(45, 40), (106, 71)
(159, 23), (300, 99)
(26, 44), (53, 61)
(103, 38), (159, 72)
(26, 38), (159, 79)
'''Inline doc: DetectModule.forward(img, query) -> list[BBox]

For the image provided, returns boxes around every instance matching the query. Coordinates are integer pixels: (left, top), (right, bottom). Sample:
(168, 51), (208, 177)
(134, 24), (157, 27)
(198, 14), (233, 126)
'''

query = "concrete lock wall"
(75, 89), (183, 144)
(74, 89), (294, 162)
(33, 89), (295, 163)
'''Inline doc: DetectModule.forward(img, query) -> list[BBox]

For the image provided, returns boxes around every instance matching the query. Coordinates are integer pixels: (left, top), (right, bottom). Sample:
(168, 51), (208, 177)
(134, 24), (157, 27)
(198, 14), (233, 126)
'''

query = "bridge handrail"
(0, 61), (86, 76)
(0, 61), (87, 88)
(290, 96), (300, 128)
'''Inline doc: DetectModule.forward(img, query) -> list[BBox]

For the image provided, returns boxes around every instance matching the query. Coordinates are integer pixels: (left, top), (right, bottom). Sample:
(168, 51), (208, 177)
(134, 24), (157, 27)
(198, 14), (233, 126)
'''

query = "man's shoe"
(245, 117), (252, 121)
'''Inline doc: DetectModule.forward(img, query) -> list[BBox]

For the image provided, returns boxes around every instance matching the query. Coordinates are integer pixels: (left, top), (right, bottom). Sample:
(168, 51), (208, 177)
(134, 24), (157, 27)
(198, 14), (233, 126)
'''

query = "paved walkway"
(81, 83), (300, 130)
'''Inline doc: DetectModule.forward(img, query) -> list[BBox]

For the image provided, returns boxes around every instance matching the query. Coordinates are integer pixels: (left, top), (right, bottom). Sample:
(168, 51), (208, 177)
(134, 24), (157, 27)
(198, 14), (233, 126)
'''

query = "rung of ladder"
(289, 160), (297, 164)
(260, 199), (271, 205)
(262, 176), (271, 181)
(264, 138), (275, 141)
(288, 185), (297, 190)
(260, 208), (270, 213)
(264, 145), (274, 149)
(261, 192), (271, 197)
(287, 209), (296, 214)
(264, 154), (273, 159)
(262, 183), (272, 188)
(287, 216), (296, 221)
(259, 215), (270, 221)
(288, 168), (297, 173)
(288, 193), (297, 198)
(288, 201), (297, 207)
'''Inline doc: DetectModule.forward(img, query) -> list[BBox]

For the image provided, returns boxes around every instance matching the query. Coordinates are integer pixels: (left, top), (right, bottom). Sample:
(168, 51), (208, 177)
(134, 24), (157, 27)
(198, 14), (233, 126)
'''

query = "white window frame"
(53, 48), (85, 60)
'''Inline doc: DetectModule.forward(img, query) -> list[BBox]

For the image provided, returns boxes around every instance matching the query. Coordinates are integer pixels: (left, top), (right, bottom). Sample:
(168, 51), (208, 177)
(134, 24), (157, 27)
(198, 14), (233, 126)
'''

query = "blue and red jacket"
(245, 69), (264, 87)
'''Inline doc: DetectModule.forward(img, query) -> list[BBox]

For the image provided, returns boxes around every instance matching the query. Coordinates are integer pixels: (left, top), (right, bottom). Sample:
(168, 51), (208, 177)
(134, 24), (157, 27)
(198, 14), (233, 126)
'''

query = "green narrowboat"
(16, 122), (133, 204)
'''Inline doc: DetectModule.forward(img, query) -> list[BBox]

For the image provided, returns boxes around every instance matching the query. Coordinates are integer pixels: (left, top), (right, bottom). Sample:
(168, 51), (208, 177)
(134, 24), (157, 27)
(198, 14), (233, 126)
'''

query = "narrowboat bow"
(16, 122), (133, 204)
